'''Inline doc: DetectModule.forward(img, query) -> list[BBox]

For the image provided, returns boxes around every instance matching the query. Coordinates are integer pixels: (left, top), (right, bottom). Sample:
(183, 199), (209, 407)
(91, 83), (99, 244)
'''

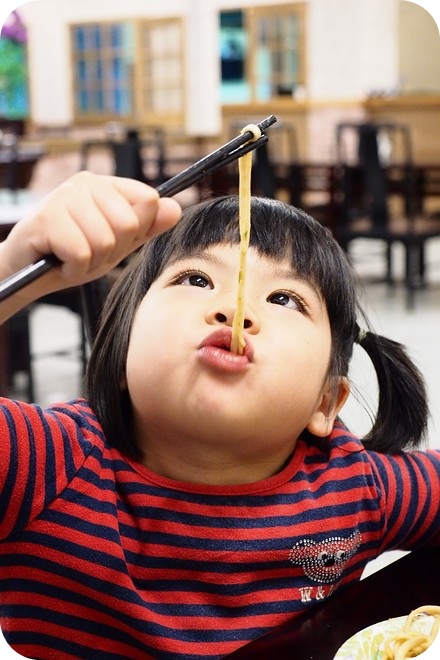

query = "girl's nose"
(205, 305), (260, 333)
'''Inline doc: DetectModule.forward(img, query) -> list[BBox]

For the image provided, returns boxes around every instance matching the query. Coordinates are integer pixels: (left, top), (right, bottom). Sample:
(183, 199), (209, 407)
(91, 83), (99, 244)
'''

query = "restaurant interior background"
(0, 0), (440, 577)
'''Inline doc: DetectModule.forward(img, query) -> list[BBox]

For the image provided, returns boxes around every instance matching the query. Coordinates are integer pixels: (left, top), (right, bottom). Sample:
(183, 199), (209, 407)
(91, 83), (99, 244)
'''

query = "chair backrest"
(80, 127), (166, 187)
(357, 123), (388, 225)
(252, 140), (277, 197)
(111, 129), (146, 183)
(226, 120), (299, 198)
(335, 121), (413, 227)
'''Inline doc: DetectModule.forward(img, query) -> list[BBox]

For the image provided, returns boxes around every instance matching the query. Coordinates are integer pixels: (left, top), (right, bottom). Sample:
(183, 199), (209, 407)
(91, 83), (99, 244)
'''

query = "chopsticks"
(156, 114), (276, 197)
(0, 115), (277, 301)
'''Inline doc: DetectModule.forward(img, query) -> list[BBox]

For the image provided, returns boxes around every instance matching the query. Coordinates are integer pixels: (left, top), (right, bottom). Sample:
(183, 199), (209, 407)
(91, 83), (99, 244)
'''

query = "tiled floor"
(25, 236), (440, 577)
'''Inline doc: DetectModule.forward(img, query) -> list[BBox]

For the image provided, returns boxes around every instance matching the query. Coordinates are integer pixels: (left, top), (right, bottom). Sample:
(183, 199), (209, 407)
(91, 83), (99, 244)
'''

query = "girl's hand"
(0, 171), (181, 295)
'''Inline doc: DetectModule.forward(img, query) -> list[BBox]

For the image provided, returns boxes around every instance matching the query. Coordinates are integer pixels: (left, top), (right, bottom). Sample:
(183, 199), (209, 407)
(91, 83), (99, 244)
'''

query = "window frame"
(220, 3), (307, 107)
(70, 17), (185, 127)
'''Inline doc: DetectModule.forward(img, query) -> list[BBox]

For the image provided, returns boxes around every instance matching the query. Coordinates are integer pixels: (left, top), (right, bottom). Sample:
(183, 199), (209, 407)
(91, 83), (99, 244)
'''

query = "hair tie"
(355, 324), (368, 344)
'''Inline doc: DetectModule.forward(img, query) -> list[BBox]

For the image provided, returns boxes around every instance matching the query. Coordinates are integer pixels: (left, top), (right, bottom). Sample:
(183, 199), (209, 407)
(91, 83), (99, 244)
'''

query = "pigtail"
(355, 325), (428, 453)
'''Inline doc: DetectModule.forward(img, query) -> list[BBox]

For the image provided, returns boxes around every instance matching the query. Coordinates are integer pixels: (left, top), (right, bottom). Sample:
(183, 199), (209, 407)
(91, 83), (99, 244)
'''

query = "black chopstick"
(0, 255), (61, 300)
(0, 115), (277, 301)
(156, 133), (269, 197)
(156, 114), (275, 197)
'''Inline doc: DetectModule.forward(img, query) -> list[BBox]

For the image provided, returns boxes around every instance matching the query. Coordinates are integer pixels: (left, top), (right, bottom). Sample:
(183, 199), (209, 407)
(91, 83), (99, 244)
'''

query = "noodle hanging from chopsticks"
(382, 605), (440, 659)
(230, 123), (261, 354)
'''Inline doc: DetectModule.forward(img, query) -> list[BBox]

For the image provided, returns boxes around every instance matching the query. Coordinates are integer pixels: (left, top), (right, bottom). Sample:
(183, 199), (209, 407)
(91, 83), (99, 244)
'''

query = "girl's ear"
(306, 377), (350, 438)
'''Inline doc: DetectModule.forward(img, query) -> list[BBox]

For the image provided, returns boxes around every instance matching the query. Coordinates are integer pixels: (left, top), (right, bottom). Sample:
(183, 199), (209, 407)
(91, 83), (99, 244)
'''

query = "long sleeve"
(367, 448), (440, 551)
(0, 399), (93, 539)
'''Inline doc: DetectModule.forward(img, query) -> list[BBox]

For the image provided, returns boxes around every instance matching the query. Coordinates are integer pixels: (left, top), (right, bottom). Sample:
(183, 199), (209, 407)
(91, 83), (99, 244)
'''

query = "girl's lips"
(197, 328), (254, 372)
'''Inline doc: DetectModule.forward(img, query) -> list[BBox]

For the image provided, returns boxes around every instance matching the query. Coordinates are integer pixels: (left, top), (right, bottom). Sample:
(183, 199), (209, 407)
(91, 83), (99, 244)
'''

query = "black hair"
(84, 196), (428, 459)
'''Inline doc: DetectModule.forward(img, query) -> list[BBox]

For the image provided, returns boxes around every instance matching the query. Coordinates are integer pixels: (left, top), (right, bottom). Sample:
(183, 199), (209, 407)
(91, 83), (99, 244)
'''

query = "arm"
(0, 400), (94, 539)
(0, 171), (181, 323)
(369, 449), (440, 551)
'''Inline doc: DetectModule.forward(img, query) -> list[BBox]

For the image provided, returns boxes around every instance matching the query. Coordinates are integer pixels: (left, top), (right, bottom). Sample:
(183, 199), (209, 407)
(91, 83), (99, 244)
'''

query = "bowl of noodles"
(334, 605), (440, 659)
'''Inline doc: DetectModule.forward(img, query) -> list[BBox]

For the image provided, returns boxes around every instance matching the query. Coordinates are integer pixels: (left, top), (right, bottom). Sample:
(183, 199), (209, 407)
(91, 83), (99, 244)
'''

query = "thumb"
(134, 196), (182, 241)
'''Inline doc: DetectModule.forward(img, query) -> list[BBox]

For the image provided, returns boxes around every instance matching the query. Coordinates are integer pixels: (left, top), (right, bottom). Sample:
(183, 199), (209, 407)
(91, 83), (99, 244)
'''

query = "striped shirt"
(0, 398), (439, 659)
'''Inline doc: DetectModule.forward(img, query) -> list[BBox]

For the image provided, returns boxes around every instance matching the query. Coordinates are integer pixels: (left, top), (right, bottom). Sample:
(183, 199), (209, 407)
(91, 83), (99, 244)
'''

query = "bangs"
(131, 195), (358, 377)
(147, 196), (352, 304)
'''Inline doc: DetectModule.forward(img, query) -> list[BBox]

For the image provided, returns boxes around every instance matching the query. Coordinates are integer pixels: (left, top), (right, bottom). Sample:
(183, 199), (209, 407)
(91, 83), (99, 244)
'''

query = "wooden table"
(225, 549), (440, 659)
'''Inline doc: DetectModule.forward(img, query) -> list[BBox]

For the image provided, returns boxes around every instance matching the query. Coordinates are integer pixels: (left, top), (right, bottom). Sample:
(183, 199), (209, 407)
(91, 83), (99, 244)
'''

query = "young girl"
(0, 172), (439, 660)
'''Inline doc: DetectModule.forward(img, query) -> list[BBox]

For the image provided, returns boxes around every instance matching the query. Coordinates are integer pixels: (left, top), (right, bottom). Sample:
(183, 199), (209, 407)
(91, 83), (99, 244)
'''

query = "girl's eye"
(267, 291), (305, 311)
(175, 271), (212, 289)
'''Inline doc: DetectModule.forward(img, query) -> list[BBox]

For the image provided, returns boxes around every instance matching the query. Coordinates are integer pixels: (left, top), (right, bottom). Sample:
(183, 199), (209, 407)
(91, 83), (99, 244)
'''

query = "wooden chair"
(79, 126), (167, 187)
(333, 121), (440, 307)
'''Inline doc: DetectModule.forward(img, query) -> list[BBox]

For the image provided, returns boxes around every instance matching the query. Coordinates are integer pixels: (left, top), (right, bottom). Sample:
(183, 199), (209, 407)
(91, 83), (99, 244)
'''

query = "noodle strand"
(230, 123), (261, 355)
(382, 605), (440, 659)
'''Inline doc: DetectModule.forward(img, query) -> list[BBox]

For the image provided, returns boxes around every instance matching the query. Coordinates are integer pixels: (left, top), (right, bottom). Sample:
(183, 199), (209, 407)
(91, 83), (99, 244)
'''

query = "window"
(70, 18), (184, 125)
(136, 18), (184, 124)
(71, 22), (134, 118)
(219, 4), (306, 104)
(219, 11), (249, 104)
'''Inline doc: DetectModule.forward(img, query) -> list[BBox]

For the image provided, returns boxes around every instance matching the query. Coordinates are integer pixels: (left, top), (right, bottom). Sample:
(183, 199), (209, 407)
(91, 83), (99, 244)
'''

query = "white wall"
(399, 1), (440, 91)
(308, 0), (398, 99)
(16, 0), (295, 131)
(6, 0), (440, 129)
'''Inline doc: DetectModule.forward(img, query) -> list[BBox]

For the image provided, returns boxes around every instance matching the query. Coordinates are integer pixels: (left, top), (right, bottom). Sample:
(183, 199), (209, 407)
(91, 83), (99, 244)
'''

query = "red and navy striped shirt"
(0, 398), (439, 659)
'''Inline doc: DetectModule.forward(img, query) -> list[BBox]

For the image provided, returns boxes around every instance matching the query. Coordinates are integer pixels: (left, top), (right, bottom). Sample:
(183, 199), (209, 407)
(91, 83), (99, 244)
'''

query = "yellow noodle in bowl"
(334, 605), (440, 659)
(382, 606), (440, 659)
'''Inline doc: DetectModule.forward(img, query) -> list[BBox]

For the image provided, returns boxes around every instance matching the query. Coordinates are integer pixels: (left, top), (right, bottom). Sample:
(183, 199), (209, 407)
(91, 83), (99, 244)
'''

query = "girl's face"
(125, 244), (348, 481)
